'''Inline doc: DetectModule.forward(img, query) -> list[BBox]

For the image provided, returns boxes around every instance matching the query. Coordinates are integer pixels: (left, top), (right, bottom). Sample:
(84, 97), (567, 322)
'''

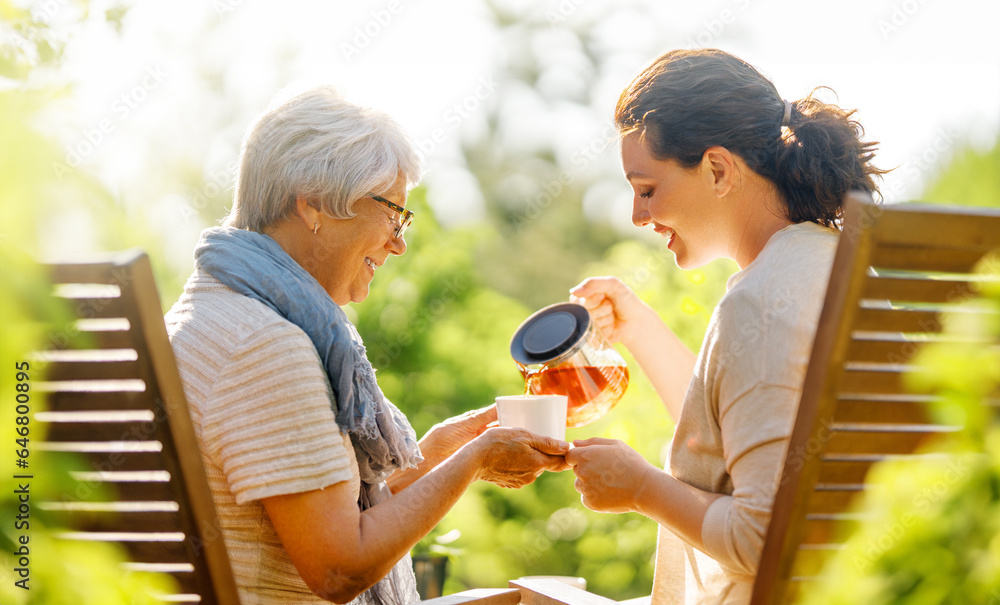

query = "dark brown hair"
(614, 49), (887, 227)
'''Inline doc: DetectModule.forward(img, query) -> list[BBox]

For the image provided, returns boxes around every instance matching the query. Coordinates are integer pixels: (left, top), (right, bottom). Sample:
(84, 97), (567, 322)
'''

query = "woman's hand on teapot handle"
(570, 276), (660, 348)
(572, 276), (694, 423)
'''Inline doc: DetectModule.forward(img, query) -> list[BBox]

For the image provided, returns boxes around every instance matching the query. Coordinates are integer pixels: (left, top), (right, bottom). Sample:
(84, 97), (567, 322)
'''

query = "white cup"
(495, 394), (568, 441)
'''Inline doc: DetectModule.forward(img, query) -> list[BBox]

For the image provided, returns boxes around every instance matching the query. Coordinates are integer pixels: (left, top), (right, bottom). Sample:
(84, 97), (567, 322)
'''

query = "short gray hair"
(225, 85), (423, 231)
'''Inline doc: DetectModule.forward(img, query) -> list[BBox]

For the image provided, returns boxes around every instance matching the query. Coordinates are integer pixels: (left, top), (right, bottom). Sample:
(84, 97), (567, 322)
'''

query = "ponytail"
(614, 49), (888, 228)
(766, 90), (887, 227)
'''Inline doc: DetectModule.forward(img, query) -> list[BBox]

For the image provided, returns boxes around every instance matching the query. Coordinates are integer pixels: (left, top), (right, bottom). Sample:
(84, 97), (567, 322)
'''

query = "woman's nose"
(388, 232), (406, 256)
(632, 197), (651, 227)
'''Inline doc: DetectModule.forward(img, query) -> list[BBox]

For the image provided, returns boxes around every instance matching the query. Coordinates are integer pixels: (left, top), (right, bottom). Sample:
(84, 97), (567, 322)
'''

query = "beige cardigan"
(652, 222), (838, 604)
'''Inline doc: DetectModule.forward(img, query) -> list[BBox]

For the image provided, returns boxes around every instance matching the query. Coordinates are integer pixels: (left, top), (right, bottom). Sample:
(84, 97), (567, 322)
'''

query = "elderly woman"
(164, 86), (569, 605)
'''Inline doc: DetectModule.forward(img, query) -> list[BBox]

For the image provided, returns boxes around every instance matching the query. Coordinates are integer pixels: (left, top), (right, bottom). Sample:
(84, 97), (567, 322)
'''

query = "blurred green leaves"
(922, 139), (1000, 209)
(354, 188), (531, 433)
(0, 5), (181, 603)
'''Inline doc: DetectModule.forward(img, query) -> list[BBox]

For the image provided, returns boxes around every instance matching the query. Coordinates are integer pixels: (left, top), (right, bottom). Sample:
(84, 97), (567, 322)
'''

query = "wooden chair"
(34, 250), (241, 604)
(750, 193), (1000, 604)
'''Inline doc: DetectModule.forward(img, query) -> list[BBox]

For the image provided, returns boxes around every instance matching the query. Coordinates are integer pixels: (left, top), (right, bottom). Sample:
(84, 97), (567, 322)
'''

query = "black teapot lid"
(510, 302), (590, 365)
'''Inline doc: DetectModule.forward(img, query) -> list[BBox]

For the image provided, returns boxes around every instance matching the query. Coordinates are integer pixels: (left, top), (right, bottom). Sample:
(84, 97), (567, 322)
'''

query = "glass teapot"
(510, 302), (629, 428)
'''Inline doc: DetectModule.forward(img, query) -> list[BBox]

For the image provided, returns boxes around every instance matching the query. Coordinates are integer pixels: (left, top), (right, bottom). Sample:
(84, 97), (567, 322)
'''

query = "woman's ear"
(292, 195), (322, 230)
(702, 146), (737, 198)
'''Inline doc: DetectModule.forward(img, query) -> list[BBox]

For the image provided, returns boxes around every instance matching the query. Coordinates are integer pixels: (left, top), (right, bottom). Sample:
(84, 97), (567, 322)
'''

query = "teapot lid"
(510, 302), (591, 365)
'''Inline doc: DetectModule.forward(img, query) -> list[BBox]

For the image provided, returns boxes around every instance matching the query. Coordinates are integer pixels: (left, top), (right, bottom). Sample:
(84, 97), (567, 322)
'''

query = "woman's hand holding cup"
(565, 437), (654, 514)
(419, 405), (498, 466)
(471, 427), (570, 488)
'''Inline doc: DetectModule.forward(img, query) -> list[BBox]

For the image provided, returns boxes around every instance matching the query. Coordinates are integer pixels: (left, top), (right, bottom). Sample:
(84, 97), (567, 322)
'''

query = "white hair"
(225, 85), (423, 231)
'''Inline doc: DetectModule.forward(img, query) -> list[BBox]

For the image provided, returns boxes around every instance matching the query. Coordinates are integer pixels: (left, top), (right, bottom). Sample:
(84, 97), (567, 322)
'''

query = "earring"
(313, 222), (320, 234)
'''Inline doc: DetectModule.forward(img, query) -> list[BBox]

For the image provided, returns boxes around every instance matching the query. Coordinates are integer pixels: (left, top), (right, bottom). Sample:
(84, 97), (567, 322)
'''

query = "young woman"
(565, 49), (886, 604)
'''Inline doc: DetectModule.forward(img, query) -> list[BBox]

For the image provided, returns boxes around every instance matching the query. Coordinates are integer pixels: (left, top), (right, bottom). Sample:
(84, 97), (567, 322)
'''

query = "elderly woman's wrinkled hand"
(472, 427), (571, 489)
(419, 405), (497, 465)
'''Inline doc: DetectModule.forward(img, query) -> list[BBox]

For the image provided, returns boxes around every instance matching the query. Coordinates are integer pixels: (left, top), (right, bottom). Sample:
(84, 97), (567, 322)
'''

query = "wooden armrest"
(420, 588), (521, 605)
(510, 578), (618, 605)
(418, 578), (630, 605)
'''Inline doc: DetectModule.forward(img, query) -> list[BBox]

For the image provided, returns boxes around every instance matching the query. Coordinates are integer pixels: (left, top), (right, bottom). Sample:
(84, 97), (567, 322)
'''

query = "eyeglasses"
(371, 194), (414, 239)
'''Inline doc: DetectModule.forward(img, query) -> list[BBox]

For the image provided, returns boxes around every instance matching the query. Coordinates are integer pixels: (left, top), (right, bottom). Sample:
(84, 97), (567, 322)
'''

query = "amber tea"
(523, 365), (629, 428)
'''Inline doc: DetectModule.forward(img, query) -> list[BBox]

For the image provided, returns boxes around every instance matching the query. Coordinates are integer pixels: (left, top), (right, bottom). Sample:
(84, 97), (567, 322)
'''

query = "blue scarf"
(193, 227), (423, 491)
(195, 227), (423, 605)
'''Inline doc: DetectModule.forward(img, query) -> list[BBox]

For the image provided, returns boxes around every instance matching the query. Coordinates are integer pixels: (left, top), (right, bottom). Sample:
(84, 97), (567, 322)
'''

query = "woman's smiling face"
(620, 130), (729, 269)
(312, 175), (409, 306)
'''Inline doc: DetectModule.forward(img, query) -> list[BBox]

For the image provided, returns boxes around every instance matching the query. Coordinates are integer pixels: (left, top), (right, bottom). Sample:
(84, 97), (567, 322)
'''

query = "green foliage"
(353, 188), (529, 432)
(458, 7), (633, 311)
(0, 6), (181, 603)
(921, 139), (1000, 209)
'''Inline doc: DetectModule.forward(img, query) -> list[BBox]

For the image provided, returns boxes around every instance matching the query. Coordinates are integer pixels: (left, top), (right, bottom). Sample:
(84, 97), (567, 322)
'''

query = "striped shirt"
(165, 271), (360, 604)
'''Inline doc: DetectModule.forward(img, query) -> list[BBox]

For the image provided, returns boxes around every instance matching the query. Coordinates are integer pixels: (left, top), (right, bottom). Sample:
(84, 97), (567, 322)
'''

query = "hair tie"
(781, 99), (792, 128)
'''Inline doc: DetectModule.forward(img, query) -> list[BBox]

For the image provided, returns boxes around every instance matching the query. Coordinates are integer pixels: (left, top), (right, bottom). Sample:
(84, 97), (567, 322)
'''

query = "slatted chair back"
(751, 193), (1000, 604)
(34, 250), (241, 604)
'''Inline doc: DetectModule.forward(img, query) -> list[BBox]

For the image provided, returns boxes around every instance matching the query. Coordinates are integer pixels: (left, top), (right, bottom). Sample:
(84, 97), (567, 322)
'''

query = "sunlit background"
(4, 0), (1000, 600)
(27, 0), (1000, 266)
